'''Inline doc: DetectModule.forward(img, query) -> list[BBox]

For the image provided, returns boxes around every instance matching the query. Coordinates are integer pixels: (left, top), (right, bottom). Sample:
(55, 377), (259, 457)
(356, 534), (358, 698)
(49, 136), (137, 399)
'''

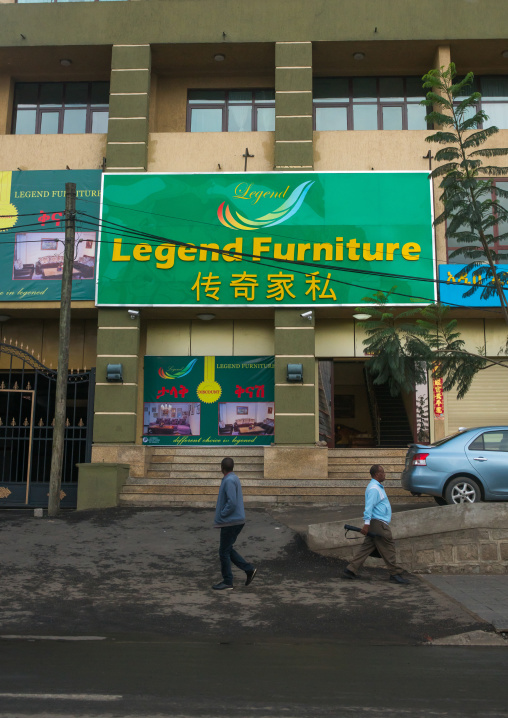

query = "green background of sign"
(144, 355), (274, 446)
(97, 172), (435, 307)
(0, 170), (101, 302)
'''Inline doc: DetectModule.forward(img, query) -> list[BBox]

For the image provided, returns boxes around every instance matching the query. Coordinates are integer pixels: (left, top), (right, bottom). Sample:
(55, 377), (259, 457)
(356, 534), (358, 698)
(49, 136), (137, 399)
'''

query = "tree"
(422, 63), (508, 324)
(358, 290), (508, 400)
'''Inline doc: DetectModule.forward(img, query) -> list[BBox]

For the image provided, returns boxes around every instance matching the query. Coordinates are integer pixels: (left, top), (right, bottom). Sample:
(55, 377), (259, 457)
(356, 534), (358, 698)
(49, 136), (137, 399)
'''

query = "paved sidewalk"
(422, 575), (508, 632)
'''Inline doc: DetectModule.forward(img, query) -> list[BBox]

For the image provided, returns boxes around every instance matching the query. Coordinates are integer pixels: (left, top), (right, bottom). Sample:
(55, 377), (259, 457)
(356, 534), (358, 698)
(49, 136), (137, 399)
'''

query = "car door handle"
(473, 457), (488, 462)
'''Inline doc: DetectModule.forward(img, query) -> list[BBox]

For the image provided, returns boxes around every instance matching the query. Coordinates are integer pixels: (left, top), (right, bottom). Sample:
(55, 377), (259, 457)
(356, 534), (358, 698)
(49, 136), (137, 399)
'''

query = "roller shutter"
(446, 362), (508, 433)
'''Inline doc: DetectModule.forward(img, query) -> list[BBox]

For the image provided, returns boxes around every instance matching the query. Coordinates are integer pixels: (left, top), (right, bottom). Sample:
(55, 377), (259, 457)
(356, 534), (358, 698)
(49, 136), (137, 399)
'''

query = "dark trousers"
(219, 524), (253, 585)
(346, 519), (403, 576)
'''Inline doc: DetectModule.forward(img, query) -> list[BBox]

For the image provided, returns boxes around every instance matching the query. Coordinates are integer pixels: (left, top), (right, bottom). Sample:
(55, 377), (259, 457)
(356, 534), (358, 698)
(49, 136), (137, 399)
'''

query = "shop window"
(12, 82), (109, 135)
(187, 89), (275, 132)
(313, 76), (429, 131)
(447, 179), (508, 264)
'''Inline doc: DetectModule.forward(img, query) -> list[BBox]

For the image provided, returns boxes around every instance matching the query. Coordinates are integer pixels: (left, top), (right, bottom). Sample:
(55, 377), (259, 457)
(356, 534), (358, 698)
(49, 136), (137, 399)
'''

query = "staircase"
(328, 448), (423, 503)
(119, 447), (264, 507)
(371, 382), (415, 448)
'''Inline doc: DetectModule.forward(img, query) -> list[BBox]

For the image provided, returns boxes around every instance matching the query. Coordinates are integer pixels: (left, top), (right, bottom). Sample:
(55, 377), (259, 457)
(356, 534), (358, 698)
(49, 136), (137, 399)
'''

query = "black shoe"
(245, 568), (257, 586)
(212, 582), (234, 591)
(389, 574), (410, 585)
(343, 568), (357, 579)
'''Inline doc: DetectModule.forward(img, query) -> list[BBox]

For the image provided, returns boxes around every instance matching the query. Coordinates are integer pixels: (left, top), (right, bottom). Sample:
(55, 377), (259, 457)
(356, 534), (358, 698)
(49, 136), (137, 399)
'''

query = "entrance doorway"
(319, 360), (416, 448)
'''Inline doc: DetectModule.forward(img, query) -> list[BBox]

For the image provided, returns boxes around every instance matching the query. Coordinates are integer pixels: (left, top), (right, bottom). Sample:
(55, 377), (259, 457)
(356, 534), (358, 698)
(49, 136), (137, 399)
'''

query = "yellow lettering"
(401, 242), (420, 261)
(347, 239), (360, 261)
(132, 243), (152, 261)
(297, 243), (311, 261)
(112, 237), (130, 262)
(363, 243), (384, 261)
(223, 238), (243, 263)
(274, 243), (295, 261)
(386, 243), (400, 261)
(199, 243), (220, 261)
(154, 244), (175, 269)
(313, 243), (333, 262)
(336, 238), (344, 261)
(178, 244), (197, 261)
(252, 237), (272, 261)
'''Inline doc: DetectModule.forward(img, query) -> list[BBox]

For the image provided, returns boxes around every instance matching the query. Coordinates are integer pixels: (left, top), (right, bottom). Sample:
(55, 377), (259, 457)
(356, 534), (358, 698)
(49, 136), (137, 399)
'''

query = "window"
(446, 179), (508, 263)
(13, 82), (109, 135)
(313, 77), (428, 131)
(455, 76), (508, 130)
(187, 90), (275, 132)
(468, 431), (508, 452)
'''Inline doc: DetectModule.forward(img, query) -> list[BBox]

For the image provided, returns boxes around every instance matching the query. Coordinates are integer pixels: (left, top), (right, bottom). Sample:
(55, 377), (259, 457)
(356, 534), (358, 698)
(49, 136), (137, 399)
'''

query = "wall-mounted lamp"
(106, 363), (123, 383)
(502, 50), (508, 59)
(214, 54), (225, 62)
(60, 59), (72, 67)
(353, 313), (372, 321)
(287, 363), (303, 382)
(353, 52), (365, 61)
(196, 313), (216, 321)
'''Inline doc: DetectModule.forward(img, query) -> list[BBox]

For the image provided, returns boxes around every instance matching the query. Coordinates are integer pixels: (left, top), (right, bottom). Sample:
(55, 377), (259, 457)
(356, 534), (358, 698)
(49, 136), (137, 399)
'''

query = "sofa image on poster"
(143, 402), (201, 436)
(218, 402), (274, 436)
(13, 231), (96, 280)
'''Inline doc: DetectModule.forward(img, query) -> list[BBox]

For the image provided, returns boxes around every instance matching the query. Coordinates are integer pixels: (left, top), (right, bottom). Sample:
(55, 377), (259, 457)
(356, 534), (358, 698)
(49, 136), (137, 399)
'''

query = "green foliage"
(422, 63), (508, 305)
(359, 293), (490, 400)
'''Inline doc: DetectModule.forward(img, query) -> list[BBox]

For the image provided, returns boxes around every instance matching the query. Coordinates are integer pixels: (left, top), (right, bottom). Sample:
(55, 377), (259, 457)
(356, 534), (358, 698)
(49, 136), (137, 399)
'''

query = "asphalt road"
(0, 638), (508, 717)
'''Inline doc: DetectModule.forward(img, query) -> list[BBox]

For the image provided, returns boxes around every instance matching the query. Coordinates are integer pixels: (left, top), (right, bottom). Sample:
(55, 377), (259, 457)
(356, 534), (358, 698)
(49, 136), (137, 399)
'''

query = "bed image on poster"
(0, 169), (101, 301)
(143, 356), (275, 446)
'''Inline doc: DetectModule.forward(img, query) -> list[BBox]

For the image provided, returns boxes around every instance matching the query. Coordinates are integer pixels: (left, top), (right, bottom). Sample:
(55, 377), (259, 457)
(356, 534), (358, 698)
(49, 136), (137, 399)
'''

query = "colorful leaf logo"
(217, 180), (314, 231)
(158, 358), (198, 380)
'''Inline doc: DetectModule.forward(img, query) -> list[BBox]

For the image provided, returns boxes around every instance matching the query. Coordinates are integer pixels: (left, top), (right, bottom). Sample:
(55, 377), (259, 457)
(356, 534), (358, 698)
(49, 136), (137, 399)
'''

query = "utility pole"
(48, 182), (75, 517)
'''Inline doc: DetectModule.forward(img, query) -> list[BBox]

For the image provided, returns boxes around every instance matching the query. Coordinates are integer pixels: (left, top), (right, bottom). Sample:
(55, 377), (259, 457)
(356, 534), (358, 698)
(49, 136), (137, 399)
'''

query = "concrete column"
(106, 44), (151, 171)
(274, 308), (316, 444)
(0, 74), (13, 134)
(274, 41), (313, 171)
(93, 308), (140, 444)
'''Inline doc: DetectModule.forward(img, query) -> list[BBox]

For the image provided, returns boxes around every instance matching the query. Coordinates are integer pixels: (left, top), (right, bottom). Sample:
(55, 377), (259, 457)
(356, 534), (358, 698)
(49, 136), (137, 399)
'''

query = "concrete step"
(328, 461), (405, 471)
(146, 469), (263, 479)
(328, 449), (407, 458)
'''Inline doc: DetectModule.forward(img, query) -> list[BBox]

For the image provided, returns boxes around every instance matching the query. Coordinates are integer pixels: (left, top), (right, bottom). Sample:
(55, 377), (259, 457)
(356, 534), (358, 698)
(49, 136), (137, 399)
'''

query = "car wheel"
(434, 496), (447, 506)
(444, 477), (481, 505)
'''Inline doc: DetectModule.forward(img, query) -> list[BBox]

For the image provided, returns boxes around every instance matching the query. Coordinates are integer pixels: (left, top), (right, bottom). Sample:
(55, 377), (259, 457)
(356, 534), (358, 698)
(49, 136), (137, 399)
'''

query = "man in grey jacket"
(212, 457), (257, 591)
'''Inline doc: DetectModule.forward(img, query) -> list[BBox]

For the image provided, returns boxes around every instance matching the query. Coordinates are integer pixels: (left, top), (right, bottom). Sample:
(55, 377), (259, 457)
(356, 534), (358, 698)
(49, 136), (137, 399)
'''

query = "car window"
(468, 430), (508, 452)
(432, 431), (465, 447)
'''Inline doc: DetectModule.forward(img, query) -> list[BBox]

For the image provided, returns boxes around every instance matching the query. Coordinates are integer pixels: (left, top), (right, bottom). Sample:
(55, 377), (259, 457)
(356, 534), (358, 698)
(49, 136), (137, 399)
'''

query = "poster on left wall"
(0, 169), (101, 301)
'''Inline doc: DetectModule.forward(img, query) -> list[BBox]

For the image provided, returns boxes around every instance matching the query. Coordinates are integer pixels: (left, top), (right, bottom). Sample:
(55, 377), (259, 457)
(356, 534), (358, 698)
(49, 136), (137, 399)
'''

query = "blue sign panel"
(439, 264), (508, 307)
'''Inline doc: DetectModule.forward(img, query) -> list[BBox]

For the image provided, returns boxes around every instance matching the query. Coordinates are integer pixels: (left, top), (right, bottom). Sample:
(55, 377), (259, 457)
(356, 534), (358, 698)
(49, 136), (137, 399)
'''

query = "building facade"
(1, 0), (508, 506)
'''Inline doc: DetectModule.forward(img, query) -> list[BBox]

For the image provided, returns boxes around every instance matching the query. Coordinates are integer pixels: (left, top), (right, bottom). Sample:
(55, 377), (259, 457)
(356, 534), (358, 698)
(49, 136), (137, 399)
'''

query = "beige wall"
(0, 318), (97, 370)
(145, 318), (274, 356)
(0, 134), (106, 171)
(147, 131), (274, 172)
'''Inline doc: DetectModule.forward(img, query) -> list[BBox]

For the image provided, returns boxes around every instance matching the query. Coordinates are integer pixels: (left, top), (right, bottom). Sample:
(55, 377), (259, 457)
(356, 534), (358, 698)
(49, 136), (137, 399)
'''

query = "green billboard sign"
(143, 355), (274, 446)
(0, 170), (101, 301)
(97, 171), (435, 307)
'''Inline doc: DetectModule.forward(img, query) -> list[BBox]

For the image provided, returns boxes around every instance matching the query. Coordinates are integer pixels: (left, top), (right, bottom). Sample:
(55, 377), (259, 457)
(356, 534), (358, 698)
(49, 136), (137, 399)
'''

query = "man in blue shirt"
(212, 457), (257, 591)
(344, 464), (409, 584)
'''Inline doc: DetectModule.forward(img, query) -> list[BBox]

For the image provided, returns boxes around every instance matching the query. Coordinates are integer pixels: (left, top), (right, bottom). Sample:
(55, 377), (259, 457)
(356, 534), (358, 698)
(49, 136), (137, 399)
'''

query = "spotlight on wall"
(214, 54), (225, 62)
(60, 59), (72, 66)
(196, 313), (216, 321)
(127, 309), (139, 319)
(353, 313), (372, 321)
(502, 50), (508, 59)
(352, 52), (365, 61)
(0, 315), (11, 323)
(300, 310), (313, 320)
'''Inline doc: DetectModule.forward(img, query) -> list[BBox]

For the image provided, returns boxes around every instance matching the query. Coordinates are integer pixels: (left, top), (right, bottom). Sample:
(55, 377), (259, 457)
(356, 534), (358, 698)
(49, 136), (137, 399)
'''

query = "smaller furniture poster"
(143, 356), (275, 446)
(0, 169), (100, 301)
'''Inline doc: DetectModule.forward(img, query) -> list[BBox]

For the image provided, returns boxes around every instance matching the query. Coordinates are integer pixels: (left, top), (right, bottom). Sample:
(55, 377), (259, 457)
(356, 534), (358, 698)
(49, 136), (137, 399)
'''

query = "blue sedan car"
(401, 426), (508, 505)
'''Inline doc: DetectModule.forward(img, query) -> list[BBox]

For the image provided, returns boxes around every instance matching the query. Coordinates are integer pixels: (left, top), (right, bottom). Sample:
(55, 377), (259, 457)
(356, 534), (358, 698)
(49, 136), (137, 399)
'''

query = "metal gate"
(0, 342), (95, 508)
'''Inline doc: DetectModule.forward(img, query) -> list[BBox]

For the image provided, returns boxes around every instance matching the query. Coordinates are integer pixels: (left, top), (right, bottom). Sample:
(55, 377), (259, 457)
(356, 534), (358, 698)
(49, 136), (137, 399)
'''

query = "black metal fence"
(0, 343), (94, 507)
